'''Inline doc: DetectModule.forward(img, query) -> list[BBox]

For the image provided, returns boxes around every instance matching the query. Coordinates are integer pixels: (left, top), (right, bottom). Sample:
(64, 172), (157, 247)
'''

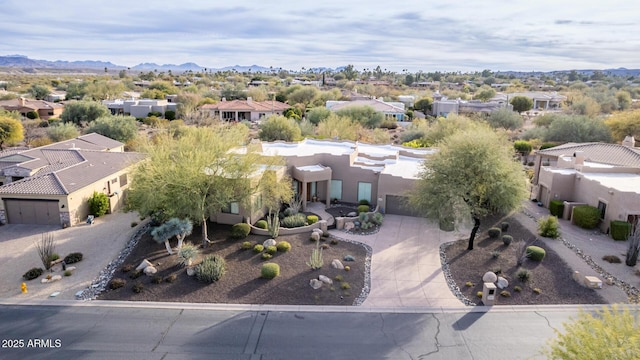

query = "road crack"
(418, 313), (442, 359)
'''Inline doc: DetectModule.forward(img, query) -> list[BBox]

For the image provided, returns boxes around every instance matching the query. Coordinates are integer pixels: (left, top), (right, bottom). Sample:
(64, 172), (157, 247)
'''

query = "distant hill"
(0, 54), (123, 70)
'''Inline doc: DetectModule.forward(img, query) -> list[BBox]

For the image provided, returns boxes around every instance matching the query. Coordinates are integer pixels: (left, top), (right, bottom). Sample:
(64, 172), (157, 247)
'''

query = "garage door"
(5, 199), (60, 225)
(385, 195), (420, 216)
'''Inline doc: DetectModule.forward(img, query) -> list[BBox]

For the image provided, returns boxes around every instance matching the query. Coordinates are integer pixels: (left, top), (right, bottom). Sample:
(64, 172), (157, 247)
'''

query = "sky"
(1, 0), (638, 73)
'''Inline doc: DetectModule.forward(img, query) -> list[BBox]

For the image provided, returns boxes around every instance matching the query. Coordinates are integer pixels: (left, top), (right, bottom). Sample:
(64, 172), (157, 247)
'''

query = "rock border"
(323, 233), (372, 306)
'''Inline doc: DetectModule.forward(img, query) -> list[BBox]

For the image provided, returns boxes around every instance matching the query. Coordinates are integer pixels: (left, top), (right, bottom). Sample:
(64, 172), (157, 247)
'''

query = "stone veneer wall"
(0, 209), (5, 224)
(60, 211), (71, 228)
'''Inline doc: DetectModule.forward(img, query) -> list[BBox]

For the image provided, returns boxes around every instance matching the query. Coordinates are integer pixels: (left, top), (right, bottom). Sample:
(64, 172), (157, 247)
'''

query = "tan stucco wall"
(66, 168), (132, 225)
(537, 168), (576, 206)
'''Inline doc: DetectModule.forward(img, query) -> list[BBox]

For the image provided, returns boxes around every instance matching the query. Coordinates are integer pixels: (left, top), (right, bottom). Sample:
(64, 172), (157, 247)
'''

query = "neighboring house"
(0, 97), (64, 120)
(532, 137), (640, 233)
(45, 91), (66, 102)
(431, 96), (508, 117)
(326, 98), (406, 121)
(199, 98), (289, 122)
(102, 98), (177, 118)
(213, 139), (433, 225)
(491, 91), (567, 110)
(0, 133), (144, 227)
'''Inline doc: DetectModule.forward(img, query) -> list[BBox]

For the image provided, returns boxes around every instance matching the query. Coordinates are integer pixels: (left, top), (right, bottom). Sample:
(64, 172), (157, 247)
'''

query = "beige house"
(200, 98), (289, 122)
(211, 139), (432, 225)
(532, 138), (640, 232)
(0, 97), (64, 120)
(0, 133), (144, 226)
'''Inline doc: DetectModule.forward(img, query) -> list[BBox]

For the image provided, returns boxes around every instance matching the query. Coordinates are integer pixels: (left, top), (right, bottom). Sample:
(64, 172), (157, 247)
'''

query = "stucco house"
(326, 98), (407, 121)
(532, 137), (640, 233)
(431, 92), (509, 117)
(0, 133), (144, 226)
(212, 139), (433, 225)
(491, 92), (567, 111)
(200, 98), (289, 122)
(0, 97), (64, 120)
(102, 98), (178, 118)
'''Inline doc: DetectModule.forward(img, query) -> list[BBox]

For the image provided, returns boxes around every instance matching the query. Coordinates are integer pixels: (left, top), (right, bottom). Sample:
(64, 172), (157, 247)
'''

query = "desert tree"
(258, 115), (301, 142)
(61, 101), (110, 125)
(150, 218), (194, 255)
(47, 122), (80, 142)
(0, 115), (24, 150)
(409, 124), (527, 250)
(126, 125), (290, 246)
(544, 305), (640, 359)
(605, 109), (640, 143)
(486, 107), (524, 130)
(625, 220), (640, 266)
(86, 115), (138, 143)
(509, 96), (534, 113)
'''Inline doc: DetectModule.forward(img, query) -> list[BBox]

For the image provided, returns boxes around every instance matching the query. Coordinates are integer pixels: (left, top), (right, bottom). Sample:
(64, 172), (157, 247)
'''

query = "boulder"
(309, 279), (323, 289)
(318, 275), (333, 285)
(136, 259), (153, 271)
(144, 266), (158, 275)
(344, 222), (355, 231)
(186, 267), (196, 276)
(497, 277), (509, 289)
(347, 212), (357, 217)
(310, 232), (320, 242)
(331, 259), (344, 270)
(482, 271), (497, 283)
(312, 228), (323, 236)
(343, 255), (355, 262)
(66, 266), (77, 272)
(263, 239), (277, 247)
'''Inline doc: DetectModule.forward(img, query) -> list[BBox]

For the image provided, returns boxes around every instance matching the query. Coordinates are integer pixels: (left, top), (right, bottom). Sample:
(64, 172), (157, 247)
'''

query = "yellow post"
(21, 282), (27, 293)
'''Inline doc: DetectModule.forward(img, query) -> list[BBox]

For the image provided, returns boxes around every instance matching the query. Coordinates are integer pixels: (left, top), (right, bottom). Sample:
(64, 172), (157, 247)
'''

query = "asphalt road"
(0, 304), (584, 360)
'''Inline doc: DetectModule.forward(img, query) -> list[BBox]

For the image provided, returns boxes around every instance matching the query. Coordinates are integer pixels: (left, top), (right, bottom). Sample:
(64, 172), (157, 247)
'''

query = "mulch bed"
(444, 215), (606, 305)
(98, 222), (367, 305)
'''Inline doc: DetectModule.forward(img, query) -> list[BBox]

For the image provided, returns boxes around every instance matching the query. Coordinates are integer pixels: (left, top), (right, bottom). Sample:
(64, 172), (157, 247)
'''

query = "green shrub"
(533, 288), (542, 294)
(261, 263), (280, 279)
(109, 278), (126, 289)
(130, 222), (138, 227)
(341, 282), (351, 289)
(477, 291), (483, 298)
(281, 213), (307, 228)
(88, 191), (109, 217)
(164, 274), (177, 283)
(514, 285), (522, 292)
(129, 269), (142, 279)
(491, 250), (501, 259)
(241, 241), (253, 250)
(610, 221), (632, 241)
(265, 245), (278, 255)
(121, 264), (133, 273)
(151, 276), (163, 284)
(488, 227), (501, 238)
(306, 215), (319, 224)
(465, 281), (474, 287)
(526, 246), (546, 261)
(23, 267), (44, 280)
(63, 252), (83, 264)
(50, 253), (60, 262)
(516, 268), (531, 282)
(502, 235), (513, 246)
(358, 199), (370, 206)
(549, 199), (565, 217)
(26, 110), (39, 119)
(132, 283), (144, 293)
(261, 253), (273, 260)
(164, 110), (176, 121)
(573, 205), (600, 229)
(357, 205), (370, 214)
(64, 270), (72, 277)
(177, 242), (200, 267)
(276, 241), (291, 252)
(255, 220), (268, 229)
(538, 216), (560, 238)
(253, 244), (264, 253)
(195, 255), (227, 283)
(230, 223), (251, 239)
(602, 255), (622, 263)
(371, 212), (384, 225)
(500, 222), (509, 232)
(500, 290), (511, 297)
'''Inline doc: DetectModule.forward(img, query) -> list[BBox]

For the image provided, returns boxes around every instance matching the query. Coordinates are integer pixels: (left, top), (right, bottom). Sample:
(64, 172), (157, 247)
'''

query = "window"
(119, 174), (128, 186)
(330, 180), (342, 200)
(222, 202), (239, 214)
(111, 178), (118, 184)
(597, 201), (607, 220)
(357, 182), (372, 203)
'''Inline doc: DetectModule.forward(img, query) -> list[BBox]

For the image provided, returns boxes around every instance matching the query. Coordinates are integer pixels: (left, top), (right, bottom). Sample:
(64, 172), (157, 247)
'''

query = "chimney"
(573, 151), (585, 165)
(622, 135), (636, 148)
(221, 97), (226, 102)
(18, 97), (25, 106)
(247, 97), (252, 103)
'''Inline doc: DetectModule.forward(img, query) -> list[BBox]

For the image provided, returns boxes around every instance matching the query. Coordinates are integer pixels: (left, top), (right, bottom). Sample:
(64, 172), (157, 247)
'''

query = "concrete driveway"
(0, 211), (143, 301)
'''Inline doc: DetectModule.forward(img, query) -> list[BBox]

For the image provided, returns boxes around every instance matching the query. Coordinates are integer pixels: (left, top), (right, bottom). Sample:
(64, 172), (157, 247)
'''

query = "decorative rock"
(309, 279), (323, 289)
(136, 259), (153, 271)
(50, 292), (60, 297)
(186, 267), (195, 276)
(344, 255), (355, 262)
(606, 277), (614, 286)
(310, 232), (320, 241)
(497, 277), (509, 289)
(318, 275), (333, 285)
(572, 271), (583, 285)
(331, 259), (344, 270)
(66, 266), (77, 272)
(312, 228), (323, 236)
(482, 271), (497, 283)
(144, 266), (158, 275)
(347, 212), (357, 217)
(344, 222), (355, 231)
(263, 239), (277, 247)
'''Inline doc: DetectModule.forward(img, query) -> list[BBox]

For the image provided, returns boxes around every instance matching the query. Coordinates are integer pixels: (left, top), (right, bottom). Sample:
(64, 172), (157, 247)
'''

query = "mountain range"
(0, 55), (639, 76)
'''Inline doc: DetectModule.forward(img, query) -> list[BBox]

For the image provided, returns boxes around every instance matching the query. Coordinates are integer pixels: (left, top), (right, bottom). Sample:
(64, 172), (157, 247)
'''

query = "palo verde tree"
(0, 115), (24, 150)
(61, 100), (110, 125)
(126, 125), (290, 246)
(409, 124), (527, 250)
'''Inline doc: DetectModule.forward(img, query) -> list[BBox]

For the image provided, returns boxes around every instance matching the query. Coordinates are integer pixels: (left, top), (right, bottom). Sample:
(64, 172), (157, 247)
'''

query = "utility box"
(482, 282), (497, 306)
